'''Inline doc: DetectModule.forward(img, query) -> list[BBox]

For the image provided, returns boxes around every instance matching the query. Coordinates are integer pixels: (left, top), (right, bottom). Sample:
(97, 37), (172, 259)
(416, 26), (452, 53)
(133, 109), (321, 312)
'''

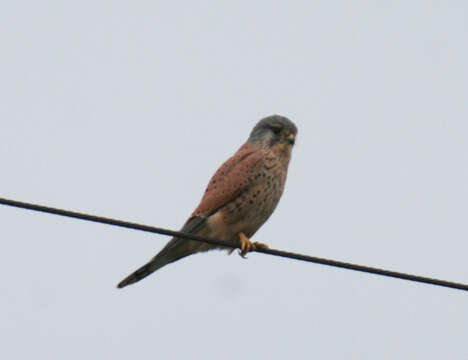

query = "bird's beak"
(287, 132), (296, 145)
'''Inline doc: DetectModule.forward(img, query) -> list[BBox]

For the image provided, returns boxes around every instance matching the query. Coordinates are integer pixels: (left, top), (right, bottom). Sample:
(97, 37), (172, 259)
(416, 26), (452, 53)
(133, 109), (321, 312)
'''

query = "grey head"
(247, 115), (298, 147)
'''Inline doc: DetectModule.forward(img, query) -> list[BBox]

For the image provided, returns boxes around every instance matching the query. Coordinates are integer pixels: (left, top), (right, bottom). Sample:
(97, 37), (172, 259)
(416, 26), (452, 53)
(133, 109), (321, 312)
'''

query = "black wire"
(1, 197), (467, 292)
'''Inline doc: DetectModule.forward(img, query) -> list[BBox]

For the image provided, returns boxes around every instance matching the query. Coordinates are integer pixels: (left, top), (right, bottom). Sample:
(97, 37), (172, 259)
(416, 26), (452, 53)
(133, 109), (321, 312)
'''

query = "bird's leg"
(238, 232), (253, 257)
(237, 232), (269, 258)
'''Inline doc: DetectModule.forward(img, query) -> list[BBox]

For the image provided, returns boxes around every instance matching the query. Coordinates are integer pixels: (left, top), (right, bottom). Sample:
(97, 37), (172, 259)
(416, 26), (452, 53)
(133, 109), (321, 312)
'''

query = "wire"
(1, 197), (467, 292)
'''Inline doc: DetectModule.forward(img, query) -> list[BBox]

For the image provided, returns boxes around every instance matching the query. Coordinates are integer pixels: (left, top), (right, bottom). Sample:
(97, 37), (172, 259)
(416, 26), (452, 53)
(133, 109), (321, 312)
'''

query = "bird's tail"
(117, 217), (210, 288)
(117, 257), (170, 288)
(116, 238), (202, 288)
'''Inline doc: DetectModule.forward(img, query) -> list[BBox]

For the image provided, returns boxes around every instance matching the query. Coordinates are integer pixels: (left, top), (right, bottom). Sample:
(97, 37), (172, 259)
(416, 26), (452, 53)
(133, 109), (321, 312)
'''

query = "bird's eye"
(271, 126), (282, 135)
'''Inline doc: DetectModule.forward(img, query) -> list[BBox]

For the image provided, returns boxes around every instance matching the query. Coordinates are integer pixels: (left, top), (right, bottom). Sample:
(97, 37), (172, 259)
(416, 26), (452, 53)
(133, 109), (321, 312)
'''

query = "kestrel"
(117, 115), (297, 288)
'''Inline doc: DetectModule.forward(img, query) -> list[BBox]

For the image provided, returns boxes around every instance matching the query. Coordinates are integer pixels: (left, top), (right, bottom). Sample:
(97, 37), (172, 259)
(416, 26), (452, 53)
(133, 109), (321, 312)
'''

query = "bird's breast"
(220, 162), (287, 237)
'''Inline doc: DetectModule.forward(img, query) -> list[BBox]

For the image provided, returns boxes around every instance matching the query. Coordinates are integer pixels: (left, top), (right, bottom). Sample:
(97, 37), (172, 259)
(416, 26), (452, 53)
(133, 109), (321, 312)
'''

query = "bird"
(117, 115), (297, 288)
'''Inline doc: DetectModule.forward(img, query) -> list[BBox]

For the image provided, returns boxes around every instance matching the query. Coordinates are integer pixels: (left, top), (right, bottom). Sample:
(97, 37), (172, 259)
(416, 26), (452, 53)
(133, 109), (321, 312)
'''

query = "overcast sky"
(1, 1), (467, 359)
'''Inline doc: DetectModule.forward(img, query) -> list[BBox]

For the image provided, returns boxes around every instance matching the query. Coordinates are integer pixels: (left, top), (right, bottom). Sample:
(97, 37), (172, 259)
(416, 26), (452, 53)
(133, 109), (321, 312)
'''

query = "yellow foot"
(238, 232), (269, 258)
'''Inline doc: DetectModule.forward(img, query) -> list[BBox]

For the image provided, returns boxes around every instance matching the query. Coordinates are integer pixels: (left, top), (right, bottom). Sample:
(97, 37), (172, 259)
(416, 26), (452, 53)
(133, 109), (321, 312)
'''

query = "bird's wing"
(153, 143), (263, 259)
(189, 142), (264, 220)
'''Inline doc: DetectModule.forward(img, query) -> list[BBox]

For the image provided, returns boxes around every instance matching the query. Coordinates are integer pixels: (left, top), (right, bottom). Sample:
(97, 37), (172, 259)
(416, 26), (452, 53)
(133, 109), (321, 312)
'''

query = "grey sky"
(1, 1), (467, 359)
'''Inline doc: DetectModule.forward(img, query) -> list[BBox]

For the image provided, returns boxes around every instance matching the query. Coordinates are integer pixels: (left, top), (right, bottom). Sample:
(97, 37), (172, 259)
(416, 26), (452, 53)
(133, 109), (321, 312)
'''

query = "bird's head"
(247, 115), (298, 152)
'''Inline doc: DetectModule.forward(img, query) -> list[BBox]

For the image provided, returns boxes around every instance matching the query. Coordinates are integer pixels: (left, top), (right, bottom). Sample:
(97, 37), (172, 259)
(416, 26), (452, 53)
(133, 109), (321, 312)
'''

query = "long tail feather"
(116, 238), (202, 288)
(117, 257), (170, 288)
(117, 217), (209, 288)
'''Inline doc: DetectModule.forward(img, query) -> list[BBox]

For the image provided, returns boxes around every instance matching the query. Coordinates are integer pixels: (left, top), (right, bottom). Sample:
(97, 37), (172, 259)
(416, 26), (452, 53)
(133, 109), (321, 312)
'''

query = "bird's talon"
(237, 232), (266, 258)
(238, 249), (248, 259)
